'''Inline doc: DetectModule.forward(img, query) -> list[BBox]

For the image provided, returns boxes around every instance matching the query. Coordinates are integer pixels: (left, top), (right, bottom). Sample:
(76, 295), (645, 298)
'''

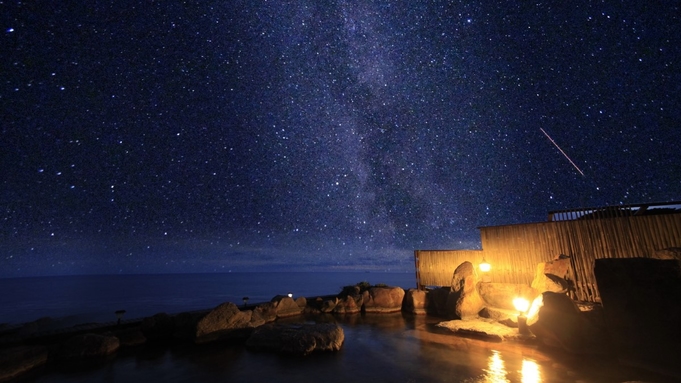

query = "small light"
(287, 292), (293, 298)
(479, 258), (491, 273)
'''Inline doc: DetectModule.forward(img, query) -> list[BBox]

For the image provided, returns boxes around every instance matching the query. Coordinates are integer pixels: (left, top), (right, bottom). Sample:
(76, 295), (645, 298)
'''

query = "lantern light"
(479, 258), (491, 273)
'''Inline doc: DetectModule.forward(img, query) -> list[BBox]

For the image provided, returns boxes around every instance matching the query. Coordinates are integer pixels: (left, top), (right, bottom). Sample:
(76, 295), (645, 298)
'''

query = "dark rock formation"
(528, 292), (609, 355)
(445, 261), (484, 319)
(427, 287), (450, 317)
(141, 312), (175, 341)
(195, 302), (253, 344)
(402, 288), (427, 315)
(362, 286), (405, 313)
(594, 257), (681, 378)
(0, 346), (48, 381)
(245, 323), (344, 355)
(110, 328), (146, 347)
(53, 333), (119, 363)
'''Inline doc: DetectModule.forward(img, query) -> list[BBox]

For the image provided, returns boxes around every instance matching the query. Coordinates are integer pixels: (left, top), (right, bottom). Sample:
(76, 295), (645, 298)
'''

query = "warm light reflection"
(521, 359), (541, 383)
(526, 295), (544, 323)
(483, 350), (510, 383)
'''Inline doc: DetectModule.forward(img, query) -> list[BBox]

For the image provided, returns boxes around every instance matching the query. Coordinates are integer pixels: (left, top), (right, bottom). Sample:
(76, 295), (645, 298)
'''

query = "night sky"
(2, 1), (680, 277)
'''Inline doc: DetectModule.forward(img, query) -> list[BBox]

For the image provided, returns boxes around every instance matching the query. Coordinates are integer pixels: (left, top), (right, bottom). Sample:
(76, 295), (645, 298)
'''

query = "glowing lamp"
(513, 297), (531, 335)
(513, 297), (530, 314)
(287, 292), (293, 298)
(479, 258), (491, 273)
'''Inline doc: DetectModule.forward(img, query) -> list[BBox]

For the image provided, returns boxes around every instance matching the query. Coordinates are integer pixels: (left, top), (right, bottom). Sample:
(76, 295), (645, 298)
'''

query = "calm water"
(1, 273), (673, 382)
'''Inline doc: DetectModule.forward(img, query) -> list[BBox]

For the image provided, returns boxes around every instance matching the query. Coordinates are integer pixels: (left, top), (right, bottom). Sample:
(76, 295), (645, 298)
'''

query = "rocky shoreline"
(2, 257), (680, 381)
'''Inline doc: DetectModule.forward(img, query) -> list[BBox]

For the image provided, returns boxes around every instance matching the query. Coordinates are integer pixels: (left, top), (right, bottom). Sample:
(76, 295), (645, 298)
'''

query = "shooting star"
(540, 128), (585, 177)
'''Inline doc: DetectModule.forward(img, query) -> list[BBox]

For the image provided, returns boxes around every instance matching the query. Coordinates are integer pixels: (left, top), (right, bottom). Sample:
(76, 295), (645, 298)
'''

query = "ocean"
(0, 272), (672, 382)
(0, 272), (417, 325)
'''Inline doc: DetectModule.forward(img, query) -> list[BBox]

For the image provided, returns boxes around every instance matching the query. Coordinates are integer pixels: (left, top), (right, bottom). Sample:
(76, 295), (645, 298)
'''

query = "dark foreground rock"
(528, 292), (610, 355)
(594, 257), (681, 379)
(0, 346), (48, 382)
(53, 333), (120, 363)
(402, 288), (427, 315)
(245, 323), (344, 355)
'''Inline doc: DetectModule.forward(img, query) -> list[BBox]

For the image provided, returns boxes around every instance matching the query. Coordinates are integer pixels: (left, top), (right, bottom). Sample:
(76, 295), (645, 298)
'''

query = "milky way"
(2, 1), (680, 276)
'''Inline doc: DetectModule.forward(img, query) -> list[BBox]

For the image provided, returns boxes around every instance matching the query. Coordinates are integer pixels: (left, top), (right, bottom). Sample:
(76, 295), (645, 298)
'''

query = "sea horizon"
(0, 271), (418, 325)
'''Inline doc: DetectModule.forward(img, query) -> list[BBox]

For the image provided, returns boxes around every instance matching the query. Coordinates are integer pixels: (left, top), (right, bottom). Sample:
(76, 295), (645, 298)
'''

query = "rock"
(111, 328), (146, 347)
(16, 317), (54, 337)
(53, 333), (119, 362)
(245, 323), (344, 355)
(437, 318), (529, 341)
(333, 295), (362, 314)
(527, 292), (609, 355)
(0, 346), (48, 382)
(250, 302), (278, 327)
(531, 263), (567, 293)
(478, 306), (518, 322)
(295, 296), (307, 308)
(362, 286), (405, 313)
(172, 311), (205, 341)
(445, 262), (484, 319)
(195, 302), (253, 344)
(141, 313), (175, 341)
(320, 298), (338, 313)
(271, 296), (303, 318)
(402, 288), (427, 315)
(427, 287), (450, 317)
(594, 258), (681, 378)
(478, 282), (539, 311)
(653, 247), (681, 260)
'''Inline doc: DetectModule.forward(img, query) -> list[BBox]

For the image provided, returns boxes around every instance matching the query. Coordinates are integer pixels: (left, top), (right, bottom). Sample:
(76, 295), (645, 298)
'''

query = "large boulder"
(195, 302), (253, 343)
(245, 323), (344, 355)
(362, 286), (405, 313)
(478, 282), (539, 311)
(445, 262), (484, 319)
(402, 288), (428, 315)
(0, 346), (48, 381)
(594, 258), (681, 378)
(53, 333), (120, 363)
(528, 292), (609, 355)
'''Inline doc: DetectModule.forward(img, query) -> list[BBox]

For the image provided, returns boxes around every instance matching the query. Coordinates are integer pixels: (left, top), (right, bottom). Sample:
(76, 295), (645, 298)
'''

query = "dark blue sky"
(2, 1), (680, 277)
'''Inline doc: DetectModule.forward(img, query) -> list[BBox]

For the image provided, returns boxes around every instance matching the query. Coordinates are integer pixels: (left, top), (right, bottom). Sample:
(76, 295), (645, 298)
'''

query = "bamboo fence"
(415, 208), (681, 302)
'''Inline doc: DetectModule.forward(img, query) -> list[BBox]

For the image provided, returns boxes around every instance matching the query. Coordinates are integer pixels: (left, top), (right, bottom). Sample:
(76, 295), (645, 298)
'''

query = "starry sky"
(2, 1), (680, 277)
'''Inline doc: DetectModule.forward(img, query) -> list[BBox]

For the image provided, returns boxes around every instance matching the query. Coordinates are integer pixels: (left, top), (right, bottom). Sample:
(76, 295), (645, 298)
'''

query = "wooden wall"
(415, 213), (681, 302)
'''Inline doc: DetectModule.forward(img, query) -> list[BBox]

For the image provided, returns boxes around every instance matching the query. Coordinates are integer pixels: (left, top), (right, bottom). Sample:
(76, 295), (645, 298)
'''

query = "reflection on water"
(521, 359), (541, 383)
(25, 313), (674, 383)
(484, 350), (510, 383)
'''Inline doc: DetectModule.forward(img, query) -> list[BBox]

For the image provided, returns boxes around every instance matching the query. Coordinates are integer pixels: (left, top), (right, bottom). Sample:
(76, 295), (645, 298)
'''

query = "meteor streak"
(540, 128), (585, 176)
